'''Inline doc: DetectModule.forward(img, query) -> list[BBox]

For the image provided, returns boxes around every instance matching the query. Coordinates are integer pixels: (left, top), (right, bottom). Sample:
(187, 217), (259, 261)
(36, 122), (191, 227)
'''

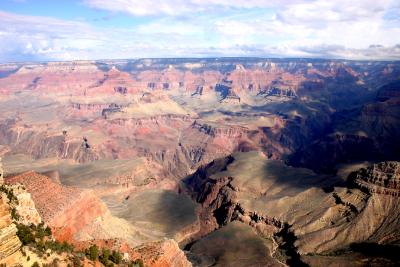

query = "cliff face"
(6, 184), (42, 226)
(0, 159), (21, 263)
(0, 194), (21, 262)
(6, 172), (108, 242)
(1, 59), (399, 178)
(133, 239), (192, 267)
(288, 79), (400, 173)
(351, 161), (400, 196)
(185, 152), (400, 263)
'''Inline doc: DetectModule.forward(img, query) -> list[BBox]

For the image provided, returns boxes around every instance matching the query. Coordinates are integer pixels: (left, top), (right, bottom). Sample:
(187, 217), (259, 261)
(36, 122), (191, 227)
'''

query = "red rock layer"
(6, 172), (108, 242)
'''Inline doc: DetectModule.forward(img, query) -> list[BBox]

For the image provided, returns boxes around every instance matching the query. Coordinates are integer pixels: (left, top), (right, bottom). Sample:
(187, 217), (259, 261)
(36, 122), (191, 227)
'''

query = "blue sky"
(0, 0), (399, 62)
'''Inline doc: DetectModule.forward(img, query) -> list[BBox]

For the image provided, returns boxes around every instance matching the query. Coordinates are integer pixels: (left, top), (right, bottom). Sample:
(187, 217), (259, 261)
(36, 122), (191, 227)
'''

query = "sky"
(0, 0), (400, 62)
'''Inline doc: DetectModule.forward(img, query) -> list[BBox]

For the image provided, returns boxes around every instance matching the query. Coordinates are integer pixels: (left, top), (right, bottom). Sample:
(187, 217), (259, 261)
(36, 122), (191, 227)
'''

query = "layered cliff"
(0, 159), (21, 264)
(185, 152), (400, 265)
(351, 161), (400, 196)
(6, 172), (109, 242)
(5, 184), (42, 226)
(1, 58), (400, 266)
(0, 194), (21, 263)
(133, 239), (192, 267)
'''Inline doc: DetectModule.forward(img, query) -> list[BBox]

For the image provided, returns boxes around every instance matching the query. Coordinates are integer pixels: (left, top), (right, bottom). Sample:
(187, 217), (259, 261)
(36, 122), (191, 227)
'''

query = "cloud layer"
(0, 0), (399, 61)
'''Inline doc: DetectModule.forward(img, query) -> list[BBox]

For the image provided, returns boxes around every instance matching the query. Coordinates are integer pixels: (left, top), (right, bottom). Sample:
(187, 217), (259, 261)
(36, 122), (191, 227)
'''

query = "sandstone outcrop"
(6, 172), (108, 242)
(0, 159), (21, 263)
(185, 152), (400, 264)
(6, 184), (42, 225)
(132, 239), (192, 267)
(0, 195), (21, 262)
(351, 161), (400, 196)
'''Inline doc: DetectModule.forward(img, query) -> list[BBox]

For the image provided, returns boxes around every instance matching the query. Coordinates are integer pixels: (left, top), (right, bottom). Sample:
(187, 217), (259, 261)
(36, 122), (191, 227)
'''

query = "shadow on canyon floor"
(349, 242), (400, 262)
(113, 189), (199, 238)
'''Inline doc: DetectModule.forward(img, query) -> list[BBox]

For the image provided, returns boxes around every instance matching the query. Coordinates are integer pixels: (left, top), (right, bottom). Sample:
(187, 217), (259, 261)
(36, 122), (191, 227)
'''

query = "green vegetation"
(0, 185), (21, 220)
(2, 183), (133, 266)
(0, 184), (19, 204)
(129, 259), (145, 267)
(10, 207), (20, 220)
(100, 248), (111, 266)
(16, 223), (35, 245)
(110, 250), (123, 264)
(84, 245), (126, 266)
(16, 221), (75, 259)
(86, 244), (99, 261)
(16, 222), (52, 246)
(15, 221), (133, 266)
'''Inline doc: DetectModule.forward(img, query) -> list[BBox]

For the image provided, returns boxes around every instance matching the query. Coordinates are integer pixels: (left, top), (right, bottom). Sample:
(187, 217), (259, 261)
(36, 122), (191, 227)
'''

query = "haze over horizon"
(1, 0), (400, 62)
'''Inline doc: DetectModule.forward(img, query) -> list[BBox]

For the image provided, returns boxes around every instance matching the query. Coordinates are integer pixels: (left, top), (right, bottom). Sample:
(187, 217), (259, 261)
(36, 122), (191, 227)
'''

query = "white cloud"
(0, 11), (103, 61)
(0, 0), (400, 62)
(83, 0), (307, 16)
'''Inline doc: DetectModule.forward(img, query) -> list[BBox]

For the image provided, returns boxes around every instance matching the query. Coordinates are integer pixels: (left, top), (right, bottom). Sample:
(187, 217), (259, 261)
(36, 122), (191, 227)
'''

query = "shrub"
(110, 250), (122, 264)
(31, 262), (40, 267)
(35, 222), (52, 239)
(16, 224), (35, 245)
(87, 244), (99, 261)
(99, 248), (111, 266)
(61, 241), (74, 253)
(11, 207), (20, 220)
(45, 226), (52, 236)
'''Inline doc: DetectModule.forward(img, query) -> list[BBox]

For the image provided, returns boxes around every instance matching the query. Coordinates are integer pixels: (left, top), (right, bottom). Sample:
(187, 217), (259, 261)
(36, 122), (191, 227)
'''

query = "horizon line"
(2, 56), (400, 65)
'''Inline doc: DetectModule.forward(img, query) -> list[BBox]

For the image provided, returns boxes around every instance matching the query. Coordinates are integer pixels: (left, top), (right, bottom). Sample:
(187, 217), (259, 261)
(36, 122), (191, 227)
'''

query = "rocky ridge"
(351, 161), (400, 196)
(6, 171), (109, 242)
(184, 153), (400, 265)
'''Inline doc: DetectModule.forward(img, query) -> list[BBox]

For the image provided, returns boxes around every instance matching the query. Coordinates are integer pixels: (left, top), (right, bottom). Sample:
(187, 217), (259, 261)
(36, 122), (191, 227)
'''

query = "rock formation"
(6, 184), (42, 226)
(0, 158), (21, 263)
(0, 195), (21, 263)
(1, 58), (400, 265)
(351, 161), (400, 196)
(6, 172), (109, 242)
(132, 239), (192, 267)
(185, 152), (400, 265)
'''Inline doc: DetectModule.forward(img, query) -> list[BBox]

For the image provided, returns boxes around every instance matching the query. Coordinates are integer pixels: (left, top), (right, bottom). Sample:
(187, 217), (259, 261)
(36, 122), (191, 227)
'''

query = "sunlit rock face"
(132, 239), (192, 267)
(0, 58), (400, 266)
(1, 59), (399, 174)
(185, 152), (400, 265)
(350, 161), (400, 196)
(6, 172), (109, 242)
(0, 196), (21, 262)
(6, 184), (42, 226)
(0, 160), (21, 263)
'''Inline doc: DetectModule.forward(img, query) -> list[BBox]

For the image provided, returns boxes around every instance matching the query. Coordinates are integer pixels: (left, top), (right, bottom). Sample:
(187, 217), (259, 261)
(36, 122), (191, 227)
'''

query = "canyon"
(0, 58), (399, 266)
